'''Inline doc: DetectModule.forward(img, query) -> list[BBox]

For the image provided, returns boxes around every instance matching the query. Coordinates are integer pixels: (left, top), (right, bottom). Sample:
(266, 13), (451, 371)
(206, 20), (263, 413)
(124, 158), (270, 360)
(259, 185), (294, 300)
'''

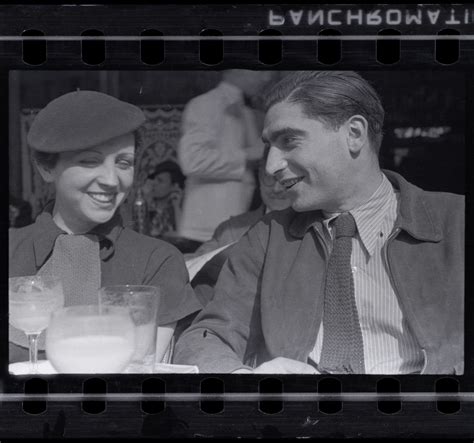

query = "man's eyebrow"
(262, 127), (306, 143)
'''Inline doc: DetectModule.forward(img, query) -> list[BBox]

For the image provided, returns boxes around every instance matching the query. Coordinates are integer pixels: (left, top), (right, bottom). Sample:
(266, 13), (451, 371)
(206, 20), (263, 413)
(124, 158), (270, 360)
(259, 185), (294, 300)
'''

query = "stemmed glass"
(9, 275), (64, 374)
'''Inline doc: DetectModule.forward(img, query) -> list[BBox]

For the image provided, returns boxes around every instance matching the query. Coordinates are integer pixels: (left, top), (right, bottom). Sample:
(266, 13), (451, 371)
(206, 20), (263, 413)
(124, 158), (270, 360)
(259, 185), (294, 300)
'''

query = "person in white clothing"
(176, 70), (275, 250)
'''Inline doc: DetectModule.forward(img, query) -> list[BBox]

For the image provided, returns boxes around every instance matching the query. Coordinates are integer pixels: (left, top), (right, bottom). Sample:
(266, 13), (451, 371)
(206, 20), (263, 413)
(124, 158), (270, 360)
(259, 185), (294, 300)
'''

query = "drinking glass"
(46, 305), (136, 373)
(99, 285), (160, 373)
(9, 275), (64, 374)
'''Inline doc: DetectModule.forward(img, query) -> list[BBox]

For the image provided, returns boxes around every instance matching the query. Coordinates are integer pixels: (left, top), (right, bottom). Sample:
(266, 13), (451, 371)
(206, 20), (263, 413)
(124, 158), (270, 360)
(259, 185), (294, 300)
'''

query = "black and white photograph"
(8, 69), (465, 376)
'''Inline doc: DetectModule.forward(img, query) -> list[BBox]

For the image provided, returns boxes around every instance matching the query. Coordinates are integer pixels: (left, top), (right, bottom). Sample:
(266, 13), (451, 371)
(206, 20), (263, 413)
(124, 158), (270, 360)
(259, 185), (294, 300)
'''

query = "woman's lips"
(87, 192), (116, 204)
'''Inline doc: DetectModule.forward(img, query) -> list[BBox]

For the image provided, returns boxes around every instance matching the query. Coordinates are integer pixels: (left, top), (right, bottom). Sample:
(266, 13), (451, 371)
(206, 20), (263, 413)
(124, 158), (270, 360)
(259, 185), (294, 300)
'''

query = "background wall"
(9, 70), (465, 219)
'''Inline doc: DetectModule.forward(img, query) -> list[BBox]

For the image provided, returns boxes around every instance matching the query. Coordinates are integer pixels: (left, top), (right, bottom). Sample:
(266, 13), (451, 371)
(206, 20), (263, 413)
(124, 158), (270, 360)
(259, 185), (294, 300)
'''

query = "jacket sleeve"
(143, 243), (203, 325)
(173, 222), (266, 372)
(177, 96), (247, 180)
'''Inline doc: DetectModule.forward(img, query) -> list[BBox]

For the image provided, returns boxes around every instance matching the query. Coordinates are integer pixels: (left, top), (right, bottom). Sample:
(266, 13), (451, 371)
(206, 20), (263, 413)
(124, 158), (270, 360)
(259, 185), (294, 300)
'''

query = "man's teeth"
(89, 193), (114, 202)
(282, 177), (302, 189)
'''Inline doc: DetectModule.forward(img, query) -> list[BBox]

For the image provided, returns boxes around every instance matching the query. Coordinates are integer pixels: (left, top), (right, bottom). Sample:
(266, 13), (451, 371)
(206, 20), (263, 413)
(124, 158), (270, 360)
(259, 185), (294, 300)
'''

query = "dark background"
(9, 70), (465, 203)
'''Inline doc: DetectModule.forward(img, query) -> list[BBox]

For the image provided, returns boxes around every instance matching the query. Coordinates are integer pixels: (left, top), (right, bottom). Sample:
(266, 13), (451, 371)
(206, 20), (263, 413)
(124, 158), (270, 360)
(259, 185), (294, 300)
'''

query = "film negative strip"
(1, 2), (473, 439)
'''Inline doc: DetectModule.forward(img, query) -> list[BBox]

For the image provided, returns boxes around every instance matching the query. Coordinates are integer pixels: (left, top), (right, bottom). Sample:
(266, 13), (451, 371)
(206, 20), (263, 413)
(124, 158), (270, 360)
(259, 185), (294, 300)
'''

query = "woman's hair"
(32, 150), (60, 169)
(264, 71), (385, 154)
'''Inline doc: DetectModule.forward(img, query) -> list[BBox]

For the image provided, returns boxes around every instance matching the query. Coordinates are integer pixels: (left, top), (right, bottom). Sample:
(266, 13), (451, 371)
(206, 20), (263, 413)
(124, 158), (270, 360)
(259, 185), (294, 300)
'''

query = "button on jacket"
(174, 170), (464, 374)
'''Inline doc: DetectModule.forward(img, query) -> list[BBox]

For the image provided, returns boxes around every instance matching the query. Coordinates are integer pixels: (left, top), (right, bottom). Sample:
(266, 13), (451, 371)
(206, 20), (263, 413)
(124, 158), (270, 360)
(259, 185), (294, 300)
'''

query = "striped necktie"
(318, 212), (365, 374)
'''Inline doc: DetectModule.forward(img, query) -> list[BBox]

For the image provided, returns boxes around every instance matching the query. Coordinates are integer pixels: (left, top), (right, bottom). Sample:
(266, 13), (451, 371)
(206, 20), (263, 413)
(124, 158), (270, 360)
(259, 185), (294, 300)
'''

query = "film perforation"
(81, 29), (105, 66)
(435, 377), (461, 414)
(82, 377), (106, 414)
(376, 29), (401, 64)
(435, 29), (461, 64)
(318, 377), (343, 414)
(141, 377), (166, 414)
(21, 29), (46, 66)
(376, 377), (402, 414)
(140, 29), (164, 66)
(259, 377), (283, 414)
(258, 29), (282, 65)
(22, 377), (47, 415)
(200, 377), (224, 414)
(199, 29), (223, 66)
(317, 29), (342, 64)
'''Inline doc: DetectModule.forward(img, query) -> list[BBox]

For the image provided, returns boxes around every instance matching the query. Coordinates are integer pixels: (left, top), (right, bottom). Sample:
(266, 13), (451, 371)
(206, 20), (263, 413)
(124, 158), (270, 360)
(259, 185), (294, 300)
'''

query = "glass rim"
(51, 304), (132, 316)
(99, 285), (161, 293)
(9, 275), (62, 283)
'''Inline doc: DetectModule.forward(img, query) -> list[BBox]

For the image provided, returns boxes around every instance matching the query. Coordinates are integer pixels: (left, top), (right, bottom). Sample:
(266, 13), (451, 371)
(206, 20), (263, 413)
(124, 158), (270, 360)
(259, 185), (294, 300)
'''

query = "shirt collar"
(289, 169), (444, 243)
(33, 201), (123, 268)
(320, 174), (396, 256)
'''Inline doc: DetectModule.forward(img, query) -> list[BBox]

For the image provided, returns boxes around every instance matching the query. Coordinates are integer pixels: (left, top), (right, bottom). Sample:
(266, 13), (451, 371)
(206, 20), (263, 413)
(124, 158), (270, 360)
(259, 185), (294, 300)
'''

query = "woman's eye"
(79, 158), (100, 166)
(117, 159), (134, 169)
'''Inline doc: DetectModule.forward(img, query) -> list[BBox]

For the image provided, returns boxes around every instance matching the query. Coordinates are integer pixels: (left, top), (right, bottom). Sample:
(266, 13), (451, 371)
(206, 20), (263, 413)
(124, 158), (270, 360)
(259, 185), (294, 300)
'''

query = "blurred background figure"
(143, 160), (186, 238)
(9, 194), (33, 228)
(176, 69), (275, 253)
(193, 159), (291, 257)
(188, 159), (292, 307)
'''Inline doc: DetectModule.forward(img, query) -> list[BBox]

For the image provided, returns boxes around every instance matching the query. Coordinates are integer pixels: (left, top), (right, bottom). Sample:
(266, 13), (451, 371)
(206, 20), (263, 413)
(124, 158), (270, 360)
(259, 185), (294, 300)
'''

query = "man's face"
(262, 101), (353, 213)
(151, 171), (174, 199)
(258, 163), (292, 211)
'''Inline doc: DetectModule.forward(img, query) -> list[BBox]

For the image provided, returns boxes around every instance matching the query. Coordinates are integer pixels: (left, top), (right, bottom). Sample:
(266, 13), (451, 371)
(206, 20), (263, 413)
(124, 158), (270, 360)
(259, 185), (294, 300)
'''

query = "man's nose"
(265, 146), (286, 177)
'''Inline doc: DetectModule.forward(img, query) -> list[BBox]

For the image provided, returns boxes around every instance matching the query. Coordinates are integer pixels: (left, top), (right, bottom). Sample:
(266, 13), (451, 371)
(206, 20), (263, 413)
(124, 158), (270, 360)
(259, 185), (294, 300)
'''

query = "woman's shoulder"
(9, 222), (38, 248)
(117, 227), (184, 259)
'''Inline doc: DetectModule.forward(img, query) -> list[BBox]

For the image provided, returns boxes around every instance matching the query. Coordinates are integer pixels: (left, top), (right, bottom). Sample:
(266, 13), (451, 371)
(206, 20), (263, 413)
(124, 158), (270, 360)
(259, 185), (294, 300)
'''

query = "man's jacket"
(174, 171), (464, 374)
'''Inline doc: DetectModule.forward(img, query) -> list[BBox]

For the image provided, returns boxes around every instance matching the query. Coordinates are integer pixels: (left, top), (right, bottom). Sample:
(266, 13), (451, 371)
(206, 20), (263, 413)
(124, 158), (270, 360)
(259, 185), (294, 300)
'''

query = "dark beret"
(27, 90), (146, 153)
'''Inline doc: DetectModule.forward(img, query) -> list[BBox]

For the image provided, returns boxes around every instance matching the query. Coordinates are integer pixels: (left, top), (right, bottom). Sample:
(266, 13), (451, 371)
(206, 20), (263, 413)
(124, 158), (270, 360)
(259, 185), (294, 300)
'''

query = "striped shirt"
(309, 173), (424, 374)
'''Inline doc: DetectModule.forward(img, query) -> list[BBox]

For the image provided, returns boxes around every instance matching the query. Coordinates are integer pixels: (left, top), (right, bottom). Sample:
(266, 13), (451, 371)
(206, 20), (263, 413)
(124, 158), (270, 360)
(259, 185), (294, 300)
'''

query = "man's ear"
(345, 115), (369, 155)
(35, 161), (55, 183)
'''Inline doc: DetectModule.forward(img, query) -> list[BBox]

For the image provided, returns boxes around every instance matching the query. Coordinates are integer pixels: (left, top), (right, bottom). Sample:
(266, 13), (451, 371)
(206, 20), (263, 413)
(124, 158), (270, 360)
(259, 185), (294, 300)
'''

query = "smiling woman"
(9, 91), (202, 370)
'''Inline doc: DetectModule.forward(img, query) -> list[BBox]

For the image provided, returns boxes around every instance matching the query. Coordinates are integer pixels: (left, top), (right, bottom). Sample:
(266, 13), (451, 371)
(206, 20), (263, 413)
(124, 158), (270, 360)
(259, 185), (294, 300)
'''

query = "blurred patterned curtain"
(19, 105), (185, 224)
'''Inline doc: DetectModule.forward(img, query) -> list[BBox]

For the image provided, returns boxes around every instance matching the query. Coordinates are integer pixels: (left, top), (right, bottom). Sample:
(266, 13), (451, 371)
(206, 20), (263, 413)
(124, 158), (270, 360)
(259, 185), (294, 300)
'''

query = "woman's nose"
(97, 164), (119, 187)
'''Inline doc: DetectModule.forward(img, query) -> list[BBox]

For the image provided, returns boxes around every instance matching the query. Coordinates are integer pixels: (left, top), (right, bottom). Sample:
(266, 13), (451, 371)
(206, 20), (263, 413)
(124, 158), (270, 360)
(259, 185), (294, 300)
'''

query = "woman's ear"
(345, 115), (369, 155)
(35, 161), (55, 183)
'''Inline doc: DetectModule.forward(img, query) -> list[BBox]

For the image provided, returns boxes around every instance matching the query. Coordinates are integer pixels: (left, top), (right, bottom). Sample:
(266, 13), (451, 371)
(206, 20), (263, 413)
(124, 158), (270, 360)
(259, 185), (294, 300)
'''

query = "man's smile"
(280, 177), (304, 190)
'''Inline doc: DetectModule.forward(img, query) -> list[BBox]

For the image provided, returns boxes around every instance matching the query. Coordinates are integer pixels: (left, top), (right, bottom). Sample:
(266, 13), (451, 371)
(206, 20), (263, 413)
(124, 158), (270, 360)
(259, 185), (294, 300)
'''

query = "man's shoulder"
(247, 207), (297, 237)
(420, 189), (464, 221)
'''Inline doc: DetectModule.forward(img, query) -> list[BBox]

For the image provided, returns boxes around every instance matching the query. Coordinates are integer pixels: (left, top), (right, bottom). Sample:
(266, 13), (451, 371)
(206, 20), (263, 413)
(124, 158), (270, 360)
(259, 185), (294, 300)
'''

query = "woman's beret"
(27, 90), (146, 153)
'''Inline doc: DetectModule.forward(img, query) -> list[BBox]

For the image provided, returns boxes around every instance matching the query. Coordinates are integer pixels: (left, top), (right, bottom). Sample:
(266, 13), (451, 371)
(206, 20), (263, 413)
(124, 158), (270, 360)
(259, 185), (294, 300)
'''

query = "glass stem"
(27, 333), (40, 374)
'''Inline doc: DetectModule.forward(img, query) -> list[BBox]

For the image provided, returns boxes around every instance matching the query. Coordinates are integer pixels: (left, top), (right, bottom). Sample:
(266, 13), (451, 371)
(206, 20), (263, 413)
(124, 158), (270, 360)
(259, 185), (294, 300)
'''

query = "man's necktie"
(318, 212), (365, 374)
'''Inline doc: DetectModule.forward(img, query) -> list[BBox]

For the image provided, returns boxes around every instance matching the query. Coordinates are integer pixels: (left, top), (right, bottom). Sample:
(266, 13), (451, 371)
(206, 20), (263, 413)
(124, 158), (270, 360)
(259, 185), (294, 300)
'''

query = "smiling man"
(174, 71), (464, 375)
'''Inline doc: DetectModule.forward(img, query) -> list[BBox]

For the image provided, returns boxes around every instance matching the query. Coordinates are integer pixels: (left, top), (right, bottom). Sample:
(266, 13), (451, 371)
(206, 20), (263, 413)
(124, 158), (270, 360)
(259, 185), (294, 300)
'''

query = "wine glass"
(9, 275), (64, 374)
(46, 305), (136, 373)
(99, 285), (160, 373)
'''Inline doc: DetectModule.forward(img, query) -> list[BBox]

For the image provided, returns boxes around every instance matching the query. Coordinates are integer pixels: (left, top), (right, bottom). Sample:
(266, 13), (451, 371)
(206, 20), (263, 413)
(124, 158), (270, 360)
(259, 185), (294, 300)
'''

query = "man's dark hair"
(264, 71), (385, 154)
(148, 160), (186, 189)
